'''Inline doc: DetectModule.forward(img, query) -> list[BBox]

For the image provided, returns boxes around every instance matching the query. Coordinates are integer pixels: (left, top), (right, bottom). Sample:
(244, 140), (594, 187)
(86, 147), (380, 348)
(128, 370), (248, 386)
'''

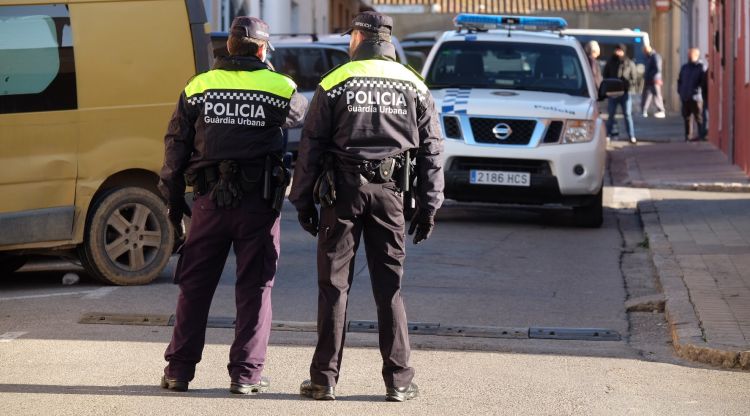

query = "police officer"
(158, 16), (306, 394)
(289, 11), (444, 402)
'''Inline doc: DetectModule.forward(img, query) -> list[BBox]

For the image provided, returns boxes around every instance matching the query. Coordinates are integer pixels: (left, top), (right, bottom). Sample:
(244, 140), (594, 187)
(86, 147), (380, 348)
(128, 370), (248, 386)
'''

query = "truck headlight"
(562, 120), (594, 144)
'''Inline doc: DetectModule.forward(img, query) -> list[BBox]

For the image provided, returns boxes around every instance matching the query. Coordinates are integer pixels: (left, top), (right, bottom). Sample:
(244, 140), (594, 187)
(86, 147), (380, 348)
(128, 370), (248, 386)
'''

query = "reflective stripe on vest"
(185, 69), (297, 99)
(320, 60), (428, 93)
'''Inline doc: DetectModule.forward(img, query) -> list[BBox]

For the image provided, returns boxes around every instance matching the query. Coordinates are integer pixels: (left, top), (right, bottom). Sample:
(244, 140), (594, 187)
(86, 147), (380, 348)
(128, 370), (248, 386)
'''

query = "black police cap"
(343, 11), (393, 35)
(230, 16), (275, 50)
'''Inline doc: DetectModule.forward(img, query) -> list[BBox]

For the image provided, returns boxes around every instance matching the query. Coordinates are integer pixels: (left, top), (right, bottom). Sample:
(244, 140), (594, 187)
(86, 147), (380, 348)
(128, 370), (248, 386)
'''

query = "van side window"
(0, 5), (77, 114)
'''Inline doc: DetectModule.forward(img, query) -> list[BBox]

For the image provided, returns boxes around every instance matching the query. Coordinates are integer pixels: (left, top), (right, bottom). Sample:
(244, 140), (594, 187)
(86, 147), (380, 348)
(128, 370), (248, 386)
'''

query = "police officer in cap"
(159, 16), (306, 394)
(290, 11), (444, 402)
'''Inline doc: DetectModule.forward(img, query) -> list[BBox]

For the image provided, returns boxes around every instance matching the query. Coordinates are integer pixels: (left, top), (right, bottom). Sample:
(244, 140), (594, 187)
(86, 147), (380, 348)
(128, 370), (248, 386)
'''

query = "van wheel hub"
(104, 203), (161, 271)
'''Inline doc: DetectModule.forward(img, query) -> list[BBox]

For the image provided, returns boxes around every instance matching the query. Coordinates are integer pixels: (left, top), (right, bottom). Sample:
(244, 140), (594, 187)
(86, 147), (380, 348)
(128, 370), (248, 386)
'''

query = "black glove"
(407, 209), (434, 245)
(168, 198), (191, 240)
(298, 209), (319, 237)
(211, 160), (243, 209)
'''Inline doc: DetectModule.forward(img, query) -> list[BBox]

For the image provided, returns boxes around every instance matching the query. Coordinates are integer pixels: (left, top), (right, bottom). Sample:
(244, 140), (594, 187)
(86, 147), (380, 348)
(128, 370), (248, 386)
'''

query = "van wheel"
(0, 255), (28, 276)
(573, 187), (603, 228)
(79, 187), (174, 285)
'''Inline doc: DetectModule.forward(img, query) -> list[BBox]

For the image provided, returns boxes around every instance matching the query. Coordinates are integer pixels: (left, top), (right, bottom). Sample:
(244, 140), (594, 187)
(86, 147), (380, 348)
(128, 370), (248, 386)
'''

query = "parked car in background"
(401, 30), (442, 71)
(0, 0), (211, 283)
(422, 14), (624, 227)
(310, 33), (409, 65)
(210, 33), (351, 154)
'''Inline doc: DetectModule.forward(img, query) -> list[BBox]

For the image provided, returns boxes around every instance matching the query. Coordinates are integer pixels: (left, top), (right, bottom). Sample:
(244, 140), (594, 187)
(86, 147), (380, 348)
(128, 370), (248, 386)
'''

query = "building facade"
(204, 0), (363, 34)
(707, 0), (750, 174)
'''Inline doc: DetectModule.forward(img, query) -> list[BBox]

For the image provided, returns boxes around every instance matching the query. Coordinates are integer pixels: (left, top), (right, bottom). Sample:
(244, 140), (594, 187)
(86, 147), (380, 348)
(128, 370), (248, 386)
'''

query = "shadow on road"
(437, 201), (595, 229)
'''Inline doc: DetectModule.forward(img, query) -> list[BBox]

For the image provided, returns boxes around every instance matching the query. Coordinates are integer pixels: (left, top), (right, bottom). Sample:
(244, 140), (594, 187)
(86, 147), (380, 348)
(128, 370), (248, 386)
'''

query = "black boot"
(230, 377), (270, 394)
(386, 382), (419, 402)
(300, 379), (336, 400)
(160, 375), (188, 392)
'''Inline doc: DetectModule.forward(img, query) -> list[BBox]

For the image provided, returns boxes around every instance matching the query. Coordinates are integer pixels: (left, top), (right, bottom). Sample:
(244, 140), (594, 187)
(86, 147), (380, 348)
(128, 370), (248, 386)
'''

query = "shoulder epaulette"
(321, 62), (348, 80)
(403, 63), (425, 81)
(271, 70), (296, 82)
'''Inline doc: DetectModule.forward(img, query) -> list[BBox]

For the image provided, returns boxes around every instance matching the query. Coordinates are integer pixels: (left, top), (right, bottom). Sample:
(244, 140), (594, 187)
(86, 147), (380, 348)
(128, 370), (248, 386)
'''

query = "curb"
(628, 180), (750, 193)
(637, 199), (750, 370)
(624, 155), (750, 193)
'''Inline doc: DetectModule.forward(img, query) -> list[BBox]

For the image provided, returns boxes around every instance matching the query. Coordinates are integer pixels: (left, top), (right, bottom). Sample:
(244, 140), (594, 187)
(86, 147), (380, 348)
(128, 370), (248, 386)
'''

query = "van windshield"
(426, 41), (589, 97)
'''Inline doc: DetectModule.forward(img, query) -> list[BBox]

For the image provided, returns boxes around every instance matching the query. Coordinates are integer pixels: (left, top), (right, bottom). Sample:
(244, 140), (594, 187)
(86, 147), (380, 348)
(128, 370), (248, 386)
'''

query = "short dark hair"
(227, 33), (265, 57)
(355, 29), (391, 44)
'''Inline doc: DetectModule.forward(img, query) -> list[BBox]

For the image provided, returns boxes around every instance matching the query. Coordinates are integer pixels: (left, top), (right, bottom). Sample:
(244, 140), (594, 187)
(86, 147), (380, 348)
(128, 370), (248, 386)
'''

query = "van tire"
(79, 187), (174, 285)
(0, 255), (28, 276)
(573, 187), (604, 228)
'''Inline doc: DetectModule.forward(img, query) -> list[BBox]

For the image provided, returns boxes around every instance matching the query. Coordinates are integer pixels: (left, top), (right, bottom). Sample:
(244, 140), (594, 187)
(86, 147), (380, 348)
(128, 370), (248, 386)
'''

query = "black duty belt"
(335, 154), (405, 184)
(189, 162), (264, 196)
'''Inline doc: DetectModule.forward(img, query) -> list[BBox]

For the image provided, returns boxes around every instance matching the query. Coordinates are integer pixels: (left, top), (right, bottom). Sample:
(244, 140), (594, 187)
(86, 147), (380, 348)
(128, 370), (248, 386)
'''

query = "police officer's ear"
(348, 30), (364, 56)
(257, 42), (267, 61)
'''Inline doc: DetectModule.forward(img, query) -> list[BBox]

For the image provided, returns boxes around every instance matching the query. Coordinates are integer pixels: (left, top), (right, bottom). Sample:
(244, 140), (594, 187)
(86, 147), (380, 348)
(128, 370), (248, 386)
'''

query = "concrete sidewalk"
(610, 140), (750, 369)
(3, 337), (750, 416)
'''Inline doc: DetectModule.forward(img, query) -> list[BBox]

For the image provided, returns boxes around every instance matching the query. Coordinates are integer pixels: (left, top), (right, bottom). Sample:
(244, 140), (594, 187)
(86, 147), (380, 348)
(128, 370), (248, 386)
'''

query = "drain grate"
(348, 320), (528, 339)
(79, 312), (171, 326)
(349, 320), (440, 335)
(529, 327), (621, 341)
(272, 321), (317, 332)
(79, 313), (621, 341)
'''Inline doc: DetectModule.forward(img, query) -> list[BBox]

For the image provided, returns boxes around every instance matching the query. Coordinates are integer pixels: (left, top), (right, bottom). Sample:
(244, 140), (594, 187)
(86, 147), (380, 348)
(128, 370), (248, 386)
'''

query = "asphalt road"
(1, 187), (749, 415)
(1, 198), (628, 348)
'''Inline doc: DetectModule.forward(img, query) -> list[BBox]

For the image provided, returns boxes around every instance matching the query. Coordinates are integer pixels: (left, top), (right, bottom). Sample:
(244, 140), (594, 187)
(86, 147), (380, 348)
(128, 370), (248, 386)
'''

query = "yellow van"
(0, 0), (211, 284)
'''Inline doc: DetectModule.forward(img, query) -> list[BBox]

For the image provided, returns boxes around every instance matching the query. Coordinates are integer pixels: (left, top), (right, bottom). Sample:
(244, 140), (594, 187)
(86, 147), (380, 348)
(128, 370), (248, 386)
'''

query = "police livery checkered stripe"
(441, 88), (471, 114)
(326, 77), (426, 102)
(186, 91), (289, 108)
(186, 96), (204, 105)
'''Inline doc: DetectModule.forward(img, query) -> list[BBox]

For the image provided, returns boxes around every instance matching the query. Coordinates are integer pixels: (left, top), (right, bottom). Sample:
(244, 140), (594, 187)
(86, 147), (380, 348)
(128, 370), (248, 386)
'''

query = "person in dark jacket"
(289, 11), (443, 402)
(678, 48), (707, 141)
(585, 40), (602, 88)
(603, 43), (638, 143)
(641, 44), (665, 118)
(158, 16), (307, 394)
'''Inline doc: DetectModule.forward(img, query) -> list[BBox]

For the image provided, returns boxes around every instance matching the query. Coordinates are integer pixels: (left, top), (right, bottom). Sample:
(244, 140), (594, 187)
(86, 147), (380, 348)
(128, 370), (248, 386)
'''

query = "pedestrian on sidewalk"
(158, 16), (307, 394)
(289, 11), (444, 402)
(604, 43), (638, 144)
(699, 55), (709, 139)
(585, 40), (602, 88)
(677, 47), (707, 141)
(641, 43), (666, 118)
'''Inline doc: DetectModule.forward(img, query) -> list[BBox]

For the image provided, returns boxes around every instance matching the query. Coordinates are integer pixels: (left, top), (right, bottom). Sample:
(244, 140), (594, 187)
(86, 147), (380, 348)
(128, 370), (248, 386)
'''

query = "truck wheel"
(0, 254), (28, 276)
(79, 187), (174, 285)
(573, 187), (603, 228)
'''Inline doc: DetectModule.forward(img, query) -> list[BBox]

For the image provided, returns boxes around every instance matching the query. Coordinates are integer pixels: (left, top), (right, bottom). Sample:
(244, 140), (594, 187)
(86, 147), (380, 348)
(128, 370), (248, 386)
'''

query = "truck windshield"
(426, 41), (589, 97)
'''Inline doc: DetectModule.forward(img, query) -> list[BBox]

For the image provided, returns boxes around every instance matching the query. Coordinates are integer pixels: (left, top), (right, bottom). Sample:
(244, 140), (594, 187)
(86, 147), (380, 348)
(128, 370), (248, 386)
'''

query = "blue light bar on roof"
(454, 14), (568, 32)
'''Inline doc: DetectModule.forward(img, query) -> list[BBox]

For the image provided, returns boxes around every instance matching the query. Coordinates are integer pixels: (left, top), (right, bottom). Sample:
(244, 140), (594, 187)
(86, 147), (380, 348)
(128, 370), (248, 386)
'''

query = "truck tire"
(78, 187), (174, 285)
(573, 187), (604, 228)
(0, 255), (28, 276)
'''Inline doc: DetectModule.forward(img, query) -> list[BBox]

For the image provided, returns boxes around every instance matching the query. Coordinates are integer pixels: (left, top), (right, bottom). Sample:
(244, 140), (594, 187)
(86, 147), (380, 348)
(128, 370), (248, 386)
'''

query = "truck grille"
(443, 115), (462, 139)
(450, 157), (552, 175)
(543, 120), (564, 143)
(469, 118), (536, 145)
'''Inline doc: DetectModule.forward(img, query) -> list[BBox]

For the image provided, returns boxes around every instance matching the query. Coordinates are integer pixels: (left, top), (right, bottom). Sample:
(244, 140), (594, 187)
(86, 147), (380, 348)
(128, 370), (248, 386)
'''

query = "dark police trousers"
(311, 172), (414, 389)
(164, 189), (279, 385)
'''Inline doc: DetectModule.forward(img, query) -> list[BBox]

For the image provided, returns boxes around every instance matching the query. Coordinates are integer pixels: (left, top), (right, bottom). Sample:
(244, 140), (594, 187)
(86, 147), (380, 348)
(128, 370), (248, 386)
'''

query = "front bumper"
(441, 118), (606, 205)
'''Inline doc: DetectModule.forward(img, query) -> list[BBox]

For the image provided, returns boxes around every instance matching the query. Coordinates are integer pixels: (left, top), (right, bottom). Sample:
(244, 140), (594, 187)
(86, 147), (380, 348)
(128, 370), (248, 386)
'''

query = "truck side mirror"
(598, 78), (625, 101)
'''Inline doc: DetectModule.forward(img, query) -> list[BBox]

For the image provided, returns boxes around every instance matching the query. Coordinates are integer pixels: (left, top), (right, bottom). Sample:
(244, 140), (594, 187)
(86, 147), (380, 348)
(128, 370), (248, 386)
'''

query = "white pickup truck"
(423, 14), (624, 227)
